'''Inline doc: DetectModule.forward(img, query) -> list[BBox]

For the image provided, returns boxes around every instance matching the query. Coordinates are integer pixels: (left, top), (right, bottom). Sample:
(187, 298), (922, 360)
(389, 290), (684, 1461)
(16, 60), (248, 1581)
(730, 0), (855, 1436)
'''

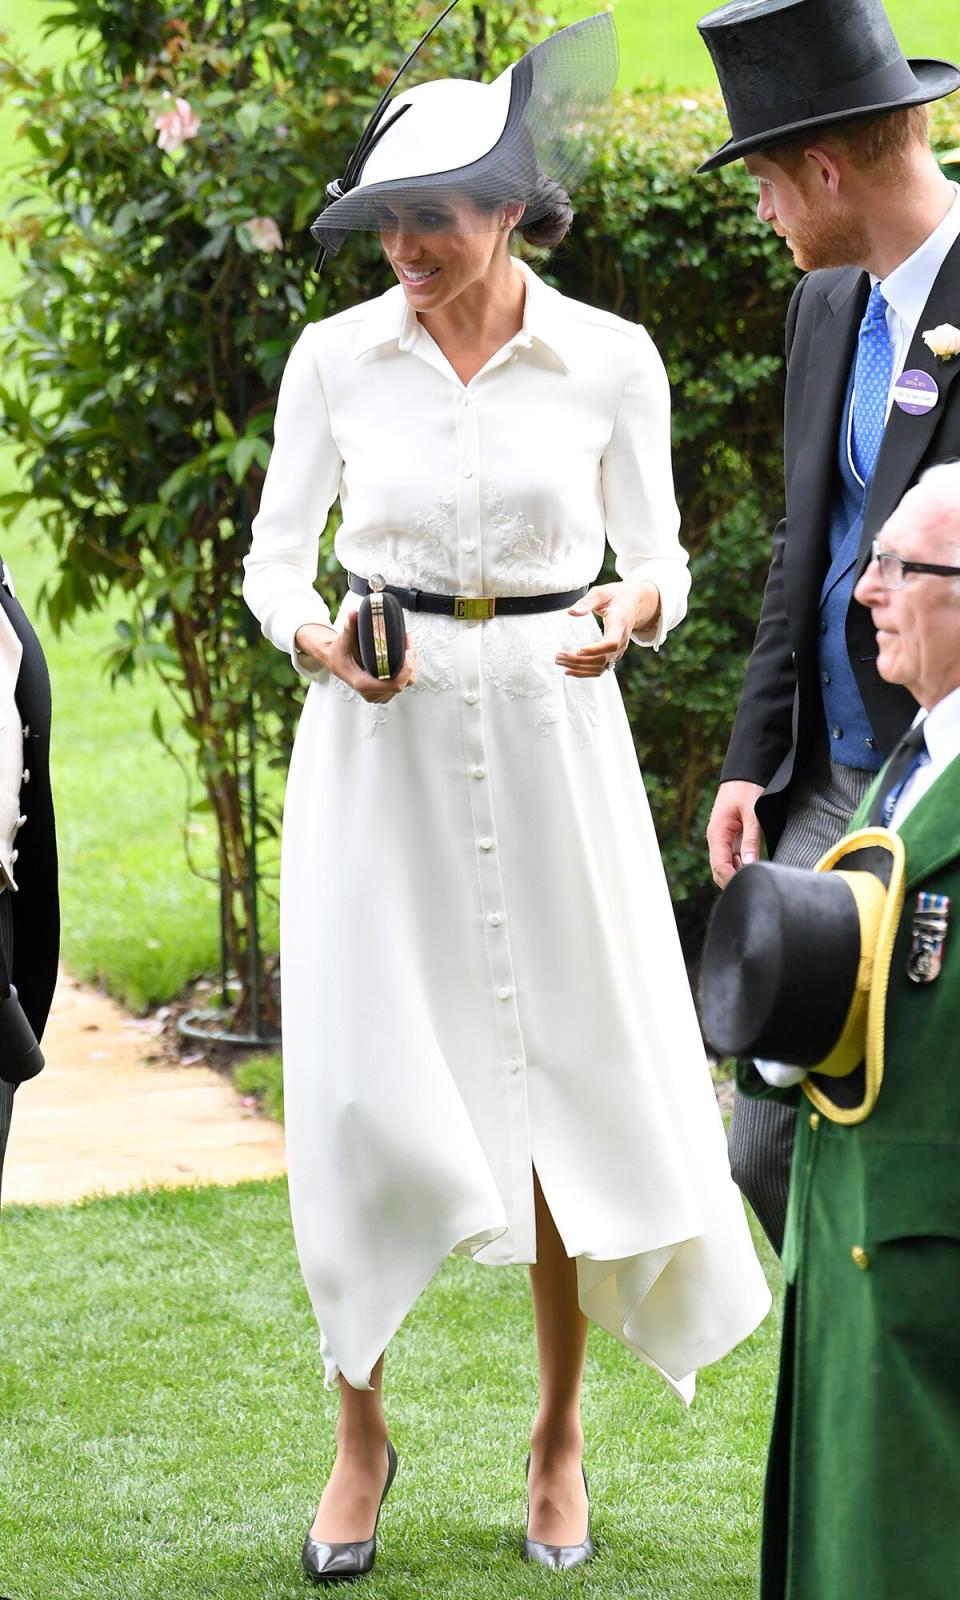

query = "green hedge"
(3, 0), (958, 963)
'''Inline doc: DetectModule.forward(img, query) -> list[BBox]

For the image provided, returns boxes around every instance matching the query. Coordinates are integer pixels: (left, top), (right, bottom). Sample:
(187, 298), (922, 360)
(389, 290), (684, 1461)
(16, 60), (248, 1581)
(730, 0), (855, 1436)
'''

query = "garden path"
(3, 969), (286, 1206)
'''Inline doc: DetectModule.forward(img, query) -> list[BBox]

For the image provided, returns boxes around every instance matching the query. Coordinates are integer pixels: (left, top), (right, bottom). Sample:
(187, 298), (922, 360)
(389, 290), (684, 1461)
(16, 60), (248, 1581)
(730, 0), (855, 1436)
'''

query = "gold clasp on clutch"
(453, 595), (497, 621)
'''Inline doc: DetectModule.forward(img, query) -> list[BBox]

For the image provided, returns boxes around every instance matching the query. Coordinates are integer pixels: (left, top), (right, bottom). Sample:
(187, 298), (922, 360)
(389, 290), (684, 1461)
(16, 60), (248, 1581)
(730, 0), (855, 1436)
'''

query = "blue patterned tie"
(851, 282), (893, 485)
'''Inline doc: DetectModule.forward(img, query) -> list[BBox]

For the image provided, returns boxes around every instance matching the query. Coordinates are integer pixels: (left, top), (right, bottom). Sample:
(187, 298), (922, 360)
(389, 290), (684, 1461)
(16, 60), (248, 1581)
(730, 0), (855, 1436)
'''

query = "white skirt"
(279, 603), (770, 1397)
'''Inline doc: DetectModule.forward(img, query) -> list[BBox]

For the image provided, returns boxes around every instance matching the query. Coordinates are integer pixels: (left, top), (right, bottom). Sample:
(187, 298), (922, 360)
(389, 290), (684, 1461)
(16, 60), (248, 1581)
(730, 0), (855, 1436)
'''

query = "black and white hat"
(311, 6), (618, 259)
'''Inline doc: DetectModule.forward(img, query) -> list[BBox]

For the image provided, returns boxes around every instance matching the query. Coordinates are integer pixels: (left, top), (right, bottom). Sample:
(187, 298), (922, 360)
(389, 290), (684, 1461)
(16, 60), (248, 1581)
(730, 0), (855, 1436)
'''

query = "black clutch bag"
(356, 578), (405, 681)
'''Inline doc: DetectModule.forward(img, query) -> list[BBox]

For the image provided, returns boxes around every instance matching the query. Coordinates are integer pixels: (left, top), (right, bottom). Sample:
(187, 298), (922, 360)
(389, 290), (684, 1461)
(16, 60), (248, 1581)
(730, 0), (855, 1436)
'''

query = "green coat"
(741, 752), (960, 1600)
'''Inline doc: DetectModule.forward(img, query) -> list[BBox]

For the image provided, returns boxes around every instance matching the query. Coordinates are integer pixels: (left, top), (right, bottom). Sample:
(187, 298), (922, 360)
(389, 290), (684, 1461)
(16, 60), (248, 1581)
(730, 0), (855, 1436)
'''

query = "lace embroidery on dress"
(350, 491), (455, 592)
(333, 676), (390, 737)
(482, 617), (601, 747)
(405, 614), (455, 697)
(486, 490), (576, 595)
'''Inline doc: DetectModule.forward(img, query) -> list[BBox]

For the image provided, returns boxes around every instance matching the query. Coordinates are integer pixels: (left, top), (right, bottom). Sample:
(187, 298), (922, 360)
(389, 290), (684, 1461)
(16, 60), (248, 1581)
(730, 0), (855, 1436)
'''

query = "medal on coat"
(906, 891), (950, 983)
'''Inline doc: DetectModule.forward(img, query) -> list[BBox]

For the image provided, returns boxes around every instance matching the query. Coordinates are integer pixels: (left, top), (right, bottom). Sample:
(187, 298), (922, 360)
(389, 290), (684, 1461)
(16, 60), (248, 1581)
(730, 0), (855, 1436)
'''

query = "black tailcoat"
(721, 234), (960, 850)
(0, 566), (59, 1063)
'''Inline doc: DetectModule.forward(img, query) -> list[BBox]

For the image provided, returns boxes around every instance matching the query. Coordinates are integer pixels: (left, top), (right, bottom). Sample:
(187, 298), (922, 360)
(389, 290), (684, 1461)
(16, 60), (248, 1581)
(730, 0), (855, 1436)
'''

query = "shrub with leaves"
(2, 1), (958, 995)
(0, 0), (542, 1022)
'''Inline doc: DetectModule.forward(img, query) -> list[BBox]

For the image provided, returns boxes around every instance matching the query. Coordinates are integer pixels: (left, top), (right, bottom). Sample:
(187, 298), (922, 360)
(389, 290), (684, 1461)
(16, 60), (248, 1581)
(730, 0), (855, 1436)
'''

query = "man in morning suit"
(0, 554), (59, 1201)
(697, 0), (960, 1251)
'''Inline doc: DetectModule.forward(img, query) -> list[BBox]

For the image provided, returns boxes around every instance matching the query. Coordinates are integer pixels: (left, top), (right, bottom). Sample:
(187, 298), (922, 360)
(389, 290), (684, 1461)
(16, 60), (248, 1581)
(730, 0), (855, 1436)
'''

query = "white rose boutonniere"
(921, 323), (960, 360)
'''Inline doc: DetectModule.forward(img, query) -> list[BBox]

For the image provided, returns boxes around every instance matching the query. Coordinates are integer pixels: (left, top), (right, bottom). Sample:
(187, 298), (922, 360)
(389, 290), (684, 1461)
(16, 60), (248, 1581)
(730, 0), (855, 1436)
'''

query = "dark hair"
(515, 174), (574, 249)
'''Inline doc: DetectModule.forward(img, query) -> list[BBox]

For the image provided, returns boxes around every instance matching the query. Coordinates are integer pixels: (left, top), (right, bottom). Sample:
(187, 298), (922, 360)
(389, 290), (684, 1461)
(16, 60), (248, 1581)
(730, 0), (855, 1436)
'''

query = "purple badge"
(893, 369), (940, 415)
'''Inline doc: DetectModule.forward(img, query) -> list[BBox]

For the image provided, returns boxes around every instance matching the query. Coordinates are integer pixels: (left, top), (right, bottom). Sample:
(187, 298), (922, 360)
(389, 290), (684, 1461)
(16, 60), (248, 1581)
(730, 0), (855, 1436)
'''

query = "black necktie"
(868, 722), (928, 827)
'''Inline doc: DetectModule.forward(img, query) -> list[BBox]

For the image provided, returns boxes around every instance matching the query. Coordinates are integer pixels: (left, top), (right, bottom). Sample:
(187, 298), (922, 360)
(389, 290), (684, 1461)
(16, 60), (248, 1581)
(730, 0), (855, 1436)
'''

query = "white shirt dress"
(243, 262), (771, 1398)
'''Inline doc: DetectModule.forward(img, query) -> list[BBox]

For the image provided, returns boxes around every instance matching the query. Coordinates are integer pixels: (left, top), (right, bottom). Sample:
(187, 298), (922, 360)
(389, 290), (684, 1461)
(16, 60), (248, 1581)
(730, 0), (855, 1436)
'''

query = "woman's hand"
(555, 580), (661, 678)
(295, 611), (417, 703)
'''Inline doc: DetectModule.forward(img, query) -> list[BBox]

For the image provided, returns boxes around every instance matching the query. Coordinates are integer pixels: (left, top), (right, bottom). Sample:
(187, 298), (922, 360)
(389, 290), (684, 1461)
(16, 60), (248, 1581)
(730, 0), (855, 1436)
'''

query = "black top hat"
(700, 827), (907, 1124)
(696, 0), (960, 172)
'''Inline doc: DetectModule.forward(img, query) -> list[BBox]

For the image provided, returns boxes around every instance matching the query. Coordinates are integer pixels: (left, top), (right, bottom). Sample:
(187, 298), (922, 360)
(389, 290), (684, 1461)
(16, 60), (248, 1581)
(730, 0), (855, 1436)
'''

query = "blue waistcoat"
(816, 363), (885, 773)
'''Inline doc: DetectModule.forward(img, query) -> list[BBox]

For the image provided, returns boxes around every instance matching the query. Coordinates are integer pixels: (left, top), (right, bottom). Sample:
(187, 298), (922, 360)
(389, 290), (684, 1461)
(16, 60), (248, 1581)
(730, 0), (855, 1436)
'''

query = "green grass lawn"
(561, 1), (958, 88)
(0, 1180), (782, 1600)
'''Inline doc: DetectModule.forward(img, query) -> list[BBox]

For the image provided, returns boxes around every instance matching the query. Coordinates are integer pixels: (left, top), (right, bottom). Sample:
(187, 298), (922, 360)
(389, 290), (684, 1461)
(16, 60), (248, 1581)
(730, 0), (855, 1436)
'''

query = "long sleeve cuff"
(618, 558), (690, 651)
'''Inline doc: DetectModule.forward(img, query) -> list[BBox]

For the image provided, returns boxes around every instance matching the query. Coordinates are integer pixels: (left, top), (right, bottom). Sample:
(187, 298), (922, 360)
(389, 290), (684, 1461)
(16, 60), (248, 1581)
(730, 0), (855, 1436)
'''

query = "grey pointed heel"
(301, 1439), (398, 1585)
(521, 1452), (595, 1571)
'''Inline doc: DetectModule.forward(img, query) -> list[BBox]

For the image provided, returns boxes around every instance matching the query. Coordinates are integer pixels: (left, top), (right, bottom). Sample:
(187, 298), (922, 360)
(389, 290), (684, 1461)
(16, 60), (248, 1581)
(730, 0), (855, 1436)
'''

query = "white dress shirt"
(880, 182), (960, 409)
(244, 262), (770, 1398)
(245, 259), (691, 678)
(890, 686), (960, 829)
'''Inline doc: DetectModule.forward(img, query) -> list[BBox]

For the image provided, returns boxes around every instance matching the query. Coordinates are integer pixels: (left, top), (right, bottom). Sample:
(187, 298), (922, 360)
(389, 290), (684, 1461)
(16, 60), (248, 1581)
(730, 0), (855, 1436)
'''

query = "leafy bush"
(0, 0), (541, 1019)
(2, 1), (958, 978)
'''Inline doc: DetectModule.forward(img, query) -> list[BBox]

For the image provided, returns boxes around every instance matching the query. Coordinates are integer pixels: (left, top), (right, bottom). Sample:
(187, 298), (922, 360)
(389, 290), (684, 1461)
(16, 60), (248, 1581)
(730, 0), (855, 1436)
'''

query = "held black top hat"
(696, 0), (960, 173)
(699, 827), (907, 1125)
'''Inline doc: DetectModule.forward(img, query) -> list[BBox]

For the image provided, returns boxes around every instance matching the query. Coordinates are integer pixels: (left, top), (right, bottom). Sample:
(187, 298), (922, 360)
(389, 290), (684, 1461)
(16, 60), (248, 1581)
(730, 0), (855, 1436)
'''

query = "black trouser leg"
(0, 889), (15, 1204)
(727, 1092), (796, 1256)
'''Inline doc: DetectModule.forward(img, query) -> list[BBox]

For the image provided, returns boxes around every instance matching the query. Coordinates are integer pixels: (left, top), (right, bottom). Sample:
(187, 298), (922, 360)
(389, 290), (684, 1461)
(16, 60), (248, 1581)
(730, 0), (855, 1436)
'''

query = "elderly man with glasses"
(729, 459), (960, 1600)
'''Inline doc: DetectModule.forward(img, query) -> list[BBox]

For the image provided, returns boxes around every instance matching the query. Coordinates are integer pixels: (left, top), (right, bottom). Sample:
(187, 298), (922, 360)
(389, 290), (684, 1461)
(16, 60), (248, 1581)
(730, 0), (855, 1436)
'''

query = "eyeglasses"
(870, 538), (960, 591)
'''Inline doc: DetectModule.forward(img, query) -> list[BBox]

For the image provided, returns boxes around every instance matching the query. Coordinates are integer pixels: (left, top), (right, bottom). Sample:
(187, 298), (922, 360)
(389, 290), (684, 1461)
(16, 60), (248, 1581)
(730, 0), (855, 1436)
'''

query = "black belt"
(347, 573), (588, 621)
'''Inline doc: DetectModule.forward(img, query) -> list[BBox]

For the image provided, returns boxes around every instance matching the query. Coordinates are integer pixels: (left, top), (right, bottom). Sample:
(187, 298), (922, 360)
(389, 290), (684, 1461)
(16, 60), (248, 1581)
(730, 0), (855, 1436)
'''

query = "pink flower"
(245, 216), (283, 253)
(154, 94), (200, 154)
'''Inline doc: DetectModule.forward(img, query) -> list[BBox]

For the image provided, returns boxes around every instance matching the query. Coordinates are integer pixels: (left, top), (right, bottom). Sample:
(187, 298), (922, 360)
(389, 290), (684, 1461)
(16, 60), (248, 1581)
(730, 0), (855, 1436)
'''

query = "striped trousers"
(726, 756), (875, 1254)
(0, 890), (15, 1205)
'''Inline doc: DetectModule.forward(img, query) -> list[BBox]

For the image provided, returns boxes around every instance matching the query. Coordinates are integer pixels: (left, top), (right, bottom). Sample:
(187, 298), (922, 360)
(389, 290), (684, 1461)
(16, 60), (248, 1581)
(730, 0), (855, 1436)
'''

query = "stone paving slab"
(3, 970), (287, 1207)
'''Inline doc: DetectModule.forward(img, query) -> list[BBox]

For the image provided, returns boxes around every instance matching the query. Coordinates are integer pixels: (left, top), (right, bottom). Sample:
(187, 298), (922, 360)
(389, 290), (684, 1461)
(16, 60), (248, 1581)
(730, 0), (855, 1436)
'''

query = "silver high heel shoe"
(301, 1440), (398, 1585)
(521, 1452), (595, 1570)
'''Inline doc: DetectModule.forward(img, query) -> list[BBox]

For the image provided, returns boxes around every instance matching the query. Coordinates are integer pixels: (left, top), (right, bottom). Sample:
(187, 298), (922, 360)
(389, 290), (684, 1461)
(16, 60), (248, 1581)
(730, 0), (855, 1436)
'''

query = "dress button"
(472, 765), (486, 780)
(508, 1058), (521, 1074)
(832, 725), (843, 740)
(808, 1112), (820, 1130)
(463, 466), (474, 479)
(464, 691), (478, 705)
(487, 912), (502, 927)
(461, 540), (475, 553)
(819, 619), (828, 636)
(497, 986), (512, 1001)
(821, 671), (831, 686)
(478, 837), (494, 851)
(851, 1245), (871, 1271)
(22, 769), (30, 785)
(865, 737), (876, 750)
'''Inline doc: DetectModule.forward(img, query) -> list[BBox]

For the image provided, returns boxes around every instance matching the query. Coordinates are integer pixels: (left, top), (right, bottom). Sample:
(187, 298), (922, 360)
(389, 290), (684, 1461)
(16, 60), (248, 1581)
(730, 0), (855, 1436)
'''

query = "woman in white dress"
(243, 11), (770, 1583)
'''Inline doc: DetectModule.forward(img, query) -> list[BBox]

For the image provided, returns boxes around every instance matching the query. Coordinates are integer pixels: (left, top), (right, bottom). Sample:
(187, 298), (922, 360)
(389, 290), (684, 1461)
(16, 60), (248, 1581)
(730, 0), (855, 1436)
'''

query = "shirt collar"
(912, 683), (960, 772)
(352, 257), (573, 371)
(877, 182), (960, 334)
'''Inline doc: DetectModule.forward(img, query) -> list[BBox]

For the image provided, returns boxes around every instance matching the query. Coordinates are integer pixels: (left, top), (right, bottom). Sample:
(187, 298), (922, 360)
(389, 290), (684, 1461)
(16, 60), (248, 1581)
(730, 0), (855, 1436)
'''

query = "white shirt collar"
(912, 683), (960, 772)
(878, 182), (960, 334)
(353, 258), (572, 371)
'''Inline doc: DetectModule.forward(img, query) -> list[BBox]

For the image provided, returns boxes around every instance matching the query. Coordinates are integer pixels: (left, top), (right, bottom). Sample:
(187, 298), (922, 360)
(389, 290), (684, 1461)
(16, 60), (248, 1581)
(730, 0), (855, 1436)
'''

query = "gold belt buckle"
(453, 595), (496, 621)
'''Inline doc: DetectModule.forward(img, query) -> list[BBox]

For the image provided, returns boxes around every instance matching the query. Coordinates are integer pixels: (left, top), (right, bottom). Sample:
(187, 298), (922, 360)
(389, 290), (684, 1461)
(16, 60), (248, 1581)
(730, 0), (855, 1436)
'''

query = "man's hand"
(706, 780), (765, 888)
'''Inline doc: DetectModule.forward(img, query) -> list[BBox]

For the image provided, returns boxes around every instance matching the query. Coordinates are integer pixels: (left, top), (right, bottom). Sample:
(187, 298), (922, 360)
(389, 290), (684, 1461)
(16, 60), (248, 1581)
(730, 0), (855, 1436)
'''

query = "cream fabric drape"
(244, 263), (770, 1396)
